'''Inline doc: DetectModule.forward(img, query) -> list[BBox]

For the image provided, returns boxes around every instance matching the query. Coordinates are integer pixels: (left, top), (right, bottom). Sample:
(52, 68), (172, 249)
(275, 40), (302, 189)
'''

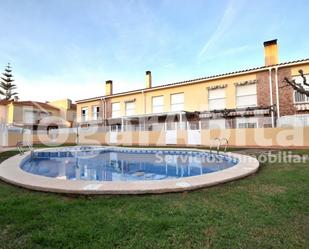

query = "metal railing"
(16, 141), (33, 156)
(220, 138), (229, 152)
(209, 138), (229, 154)
(209, 138), (221, 155)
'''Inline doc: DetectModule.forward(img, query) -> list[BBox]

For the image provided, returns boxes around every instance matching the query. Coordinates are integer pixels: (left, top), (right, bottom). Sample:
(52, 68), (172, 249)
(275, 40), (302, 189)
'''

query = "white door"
(110, 131), (118, 144)
(188, 130), (201, 145)
(109, 125), (118, 144)
(165, 122), (177, 145)
(187, 122), (201, 145)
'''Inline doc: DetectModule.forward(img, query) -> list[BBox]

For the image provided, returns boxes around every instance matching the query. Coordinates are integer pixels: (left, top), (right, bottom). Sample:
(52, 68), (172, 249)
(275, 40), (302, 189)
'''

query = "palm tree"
(0, 63), (18, 100)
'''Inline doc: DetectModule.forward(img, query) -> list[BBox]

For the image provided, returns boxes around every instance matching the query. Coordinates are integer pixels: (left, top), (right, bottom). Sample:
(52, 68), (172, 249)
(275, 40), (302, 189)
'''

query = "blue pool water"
(21, 147), (238, 182)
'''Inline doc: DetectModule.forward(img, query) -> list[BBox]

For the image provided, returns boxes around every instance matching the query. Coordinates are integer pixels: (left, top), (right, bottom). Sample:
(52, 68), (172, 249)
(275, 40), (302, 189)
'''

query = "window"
(236, 117), (258, 128)
(125, 101), (135, 116)
(110, 124), (120, 132)
(208, 88), (226, 110)
(236, 84), (257, 108)
(152, 96), (164, 113)
(112, 102), (120, 118)
(295, 92), (309, 103)
(238, 122), (257, 128)
(40, 112), (50, 119)
(171, 93), (184, 111)
(81, 107), (88, 121)
(293, 75), (309, 103)
(24, 111), (37, 124)
(208, 119), (226, 129)
(92, 106), (100, 120)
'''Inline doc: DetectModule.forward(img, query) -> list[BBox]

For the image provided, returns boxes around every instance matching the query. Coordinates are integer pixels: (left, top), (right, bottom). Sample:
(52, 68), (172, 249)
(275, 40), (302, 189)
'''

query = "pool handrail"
(220, 138), (229, 152)
(209, 138), (229, 154)
(209, 138), (221, 154)
(16, 141), (33, 156)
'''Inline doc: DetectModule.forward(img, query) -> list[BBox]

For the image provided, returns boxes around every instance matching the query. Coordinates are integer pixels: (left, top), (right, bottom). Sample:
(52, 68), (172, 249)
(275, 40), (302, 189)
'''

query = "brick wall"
(256, 67), (296, 116)
(256, 70), (271, 108)
(277, 67), (296, 116)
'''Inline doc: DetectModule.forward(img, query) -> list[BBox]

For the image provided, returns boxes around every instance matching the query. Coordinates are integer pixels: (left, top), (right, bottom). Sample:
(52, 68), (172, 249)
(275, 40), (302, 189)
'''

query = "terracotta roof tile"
(0, 99), (11, 105)
(13, 101), (60, 111)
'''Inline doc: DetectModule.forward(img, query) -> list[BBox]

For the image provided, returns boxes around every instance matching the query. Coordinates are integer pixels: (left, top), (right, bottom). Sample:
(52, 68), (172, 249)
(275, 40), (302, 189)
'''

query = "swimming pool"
(21, 147), (238, 182)
(0, 146), (259, 194)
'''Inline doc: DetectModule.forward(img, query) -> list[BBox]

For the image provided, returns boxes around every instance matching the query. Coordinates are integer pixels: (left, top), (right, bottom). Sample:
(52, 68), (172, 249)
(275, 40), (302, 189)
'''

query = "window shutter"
(236, 84), (257, 108)
(208, 88), (226, 110)
(236, 84), (256, 96)
(208, 88), (225, 99)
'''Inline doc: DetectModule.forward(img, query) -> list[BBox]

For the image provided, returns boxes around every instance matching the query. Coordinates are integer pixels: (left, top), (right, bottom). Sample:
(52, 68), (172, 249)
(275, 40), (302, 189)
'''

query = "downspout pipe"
(142, 90), (146, 130)
(274, 66), (280, 119)
(268, 68), (275, 127)
(101, 97), (107, 127)
(142, 90), (146, 114)
(100, 97), (103, 123)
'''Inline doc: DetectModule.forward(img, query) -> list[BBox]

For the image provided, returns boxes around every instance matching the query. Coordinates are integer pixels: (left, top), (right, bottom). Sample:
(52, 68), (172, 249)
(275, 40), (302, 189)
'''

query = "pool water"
(21, 147), (237, 182)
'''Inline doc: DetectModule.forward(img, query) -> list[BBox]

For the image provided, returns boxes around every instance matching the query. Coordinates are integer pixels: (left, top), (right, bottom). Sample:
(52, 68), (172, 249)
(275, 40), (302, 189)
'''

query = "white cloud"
(201, 44), (254, 61)
(197, 0), (245, 61)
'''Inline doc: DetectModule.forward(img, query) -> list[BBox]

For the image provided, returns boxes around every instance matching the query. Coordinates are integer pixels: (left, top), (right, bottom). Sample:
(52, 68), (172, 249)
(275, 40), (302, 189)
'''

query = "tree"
(283, 69), (309, 97)
(0, 63), (18, 100)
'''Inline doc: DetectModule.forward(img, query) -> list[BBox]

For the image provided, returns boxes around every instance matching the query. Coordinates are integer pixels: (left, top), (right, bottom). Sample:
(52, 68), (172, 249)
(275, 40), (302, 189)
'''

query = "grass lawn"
(0, 149), (308, 249)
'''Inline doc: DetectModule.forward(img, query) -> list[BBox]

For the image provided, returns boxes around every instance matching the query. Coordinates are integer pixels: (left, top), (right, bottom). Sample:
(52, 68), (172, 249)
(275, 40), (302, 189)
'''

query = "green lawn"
(0, 150), (308, 249)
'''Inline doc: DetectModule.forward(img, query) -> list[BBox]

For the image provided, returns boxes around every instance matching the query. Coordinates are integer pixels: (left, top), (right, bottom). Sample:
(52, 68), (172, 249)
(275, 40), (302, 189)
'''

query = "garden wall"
(29, 127), (309, 148)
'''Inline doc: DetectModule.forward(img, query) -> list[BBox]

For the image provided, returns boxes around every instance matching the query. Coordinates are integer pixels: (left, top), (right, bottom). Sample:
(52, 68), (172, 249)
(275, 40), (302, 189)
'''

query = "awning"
(107, 111), (189, 121)
(199, 107), (271, 119)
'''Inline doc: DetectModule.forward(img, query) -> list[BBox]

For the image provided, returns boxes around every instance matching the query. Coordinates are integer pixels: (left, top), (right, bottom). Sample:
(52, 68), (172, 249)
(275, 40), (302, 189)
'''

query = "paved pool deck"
(0, 147), (259, 195)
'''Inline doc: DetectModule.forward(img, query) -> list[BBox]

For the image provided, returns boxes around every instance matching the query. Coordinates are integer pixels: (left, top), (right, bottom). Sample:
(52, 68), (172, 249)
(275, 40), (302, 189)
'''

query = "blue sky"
(0, 0), (308, 101)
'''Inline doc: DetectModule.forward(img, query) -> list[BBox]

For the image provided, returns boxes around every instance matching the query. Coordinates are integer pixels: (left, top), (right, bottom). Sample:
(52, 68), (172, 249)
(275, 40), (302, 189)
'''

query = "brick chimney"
(264, 39), (279, 66)
(146, 71), (152, 88)
(105, 80), (113, 95)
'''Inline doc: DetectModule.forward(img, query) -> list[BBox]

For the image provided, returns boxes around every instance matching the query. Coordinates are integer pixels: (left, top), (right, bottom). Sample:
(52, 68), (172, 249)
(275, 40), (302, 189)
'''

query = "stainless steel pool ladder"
(209, 138), (221, 155)
(209, 138), (229, 154)
(16, 141), (33, 156)
(220, 138), (229, 152)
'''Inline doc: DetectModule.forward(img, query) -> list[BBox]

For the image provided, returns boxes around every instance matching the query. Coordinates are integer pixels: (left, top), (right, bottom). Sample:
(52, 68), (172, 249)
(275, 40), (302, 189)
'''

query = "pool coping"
(0, 147), (259, 195)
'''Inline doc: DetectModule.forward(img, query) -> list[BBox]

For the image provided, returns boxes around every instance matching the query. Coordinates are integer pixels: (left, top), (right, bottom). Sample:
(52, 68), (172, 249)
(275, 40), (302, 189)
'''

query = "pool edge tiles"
(0, 147), (259, 195)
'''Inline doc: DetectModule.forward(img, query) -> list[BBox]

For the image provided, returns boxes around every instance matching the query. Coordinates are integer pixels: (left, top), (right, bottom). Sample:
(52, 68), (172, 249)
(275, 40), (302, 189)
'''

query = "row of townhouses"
(76, 40), (309, 131)
(0, 99), (76, 130)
